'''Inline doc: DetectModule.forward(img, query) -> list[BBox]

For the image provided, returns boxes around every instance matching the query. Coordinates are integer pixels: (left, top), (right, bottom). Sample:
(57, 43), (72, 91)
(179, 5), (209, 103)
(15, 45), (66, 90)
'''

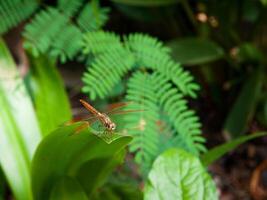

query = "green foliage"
(31, 122), (132, 200)
(77, 0), (110, 32)
(49, 177), (88, 200)
(27, 54), (72, 136)
(23, 7), (83, 62)
(151, 72), (205, 154)
(82, 31), (123, 55)
(81, 31), (205, 175)
(23, 0), (109, 62)
(0, 39), (42, 200)
(224, 68), (263, 138)
(124, 72), (161, 174)
(124, 33), (200, 97)
(57, 0), (84, 17)
(201, 132), (267, 167)
(0, 0), (38, 35)
(167, 37), (224, 66)
(144, 148), (218, 200)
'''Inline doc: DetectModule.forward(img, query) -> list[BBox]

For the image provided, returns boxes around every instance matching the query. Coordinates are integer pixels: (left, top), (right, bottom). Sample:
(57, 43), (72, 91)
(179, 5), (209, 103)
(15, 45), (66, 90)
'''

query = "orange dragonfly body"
(79, 99), (141, 133)
(80, 99), (116, 131)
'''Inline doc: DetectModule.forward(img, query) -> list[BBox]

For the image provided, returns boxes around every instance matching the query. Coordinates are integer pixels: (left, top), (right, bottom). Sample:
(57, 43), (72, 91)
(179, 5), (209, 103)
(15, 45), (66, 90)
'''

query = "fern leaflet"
(77, 0), (110, 32)
(82, 49), (135, 99)
(0, 0), (38, 35)
(124, 71), (160, 175)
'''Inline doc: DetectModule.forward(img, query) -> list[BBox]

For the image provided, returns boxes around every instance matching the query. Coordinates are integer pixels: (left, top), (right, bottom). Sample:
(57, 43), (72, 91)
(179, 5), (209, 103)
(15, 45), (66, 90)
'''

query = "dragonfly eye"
(110, 123), (116, 131)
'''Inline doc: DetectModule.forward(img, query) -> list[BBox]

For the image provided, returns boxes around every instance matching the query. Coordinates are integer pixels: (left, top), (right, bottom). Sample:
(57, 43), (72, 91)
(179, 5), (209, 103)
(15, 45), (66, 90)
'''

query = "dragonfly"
(75, 99), (143, 134)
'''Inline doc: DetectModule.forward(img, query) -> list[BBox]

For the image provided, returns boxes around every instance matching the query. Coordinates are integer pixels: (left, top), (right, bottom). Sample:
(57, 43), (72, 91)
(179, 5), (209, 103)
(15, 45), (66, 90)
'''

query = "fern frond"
(151, 72), (206, 155)
(124, 33), (170, 55)
(81, 31), (206, 172)
(50, 25), (82, 62)
(77, 0), (110, 32)
(82, 31), (123, 55)
(23, 7), (84, 62)
(0, 0), (38, 35)
(124, 71), (160, 175)
(57, 0), (84, 17)
(82, 49), (135, 100)
(124, 33), (200, 97)
(23, 7), (69, 56)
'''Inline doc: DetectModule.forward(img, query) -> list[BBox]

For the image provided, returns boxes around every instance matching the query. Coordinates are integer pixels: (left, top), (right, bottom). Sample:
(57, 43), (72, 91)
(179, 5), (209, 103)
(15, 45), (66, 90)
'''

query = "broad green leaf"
(110, 0), (179, 6)
(31, 122), (132, 200)
(167, 37), (224, 65)
(224, 68), (263, 138)
(49, 177), (88, 200)
(201, 132), (267, 167)
(0, 38), (41, 200)
(28, 54), (71, 136)
(144, 148), (218, 200)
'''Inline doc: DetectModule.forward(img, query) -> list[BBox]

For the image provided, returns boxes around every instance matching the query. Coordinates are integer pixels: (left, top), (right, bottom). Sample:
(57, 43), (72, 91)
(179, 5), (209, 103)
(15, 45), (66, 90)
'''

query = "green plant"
(0, 0), (38, 35)
(32, 122), (131, 200)
(144, 148), (218, 200)
(23, 0), (109, 63)
(2, 0), (267, 199)
(81, 31), (205, 174)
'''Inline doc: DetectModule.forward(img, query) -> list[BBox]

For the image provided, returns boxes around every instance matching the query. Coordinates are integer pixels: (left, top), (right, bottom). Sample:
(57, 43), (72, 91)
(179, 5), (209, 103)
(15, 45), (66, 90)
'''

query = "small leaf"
(31, 122), (132, 200)
(167, 37), (224, 65)
(144, 148), (218, 200)
(201, 132), (267, 167)
(224, 68), (263, 138)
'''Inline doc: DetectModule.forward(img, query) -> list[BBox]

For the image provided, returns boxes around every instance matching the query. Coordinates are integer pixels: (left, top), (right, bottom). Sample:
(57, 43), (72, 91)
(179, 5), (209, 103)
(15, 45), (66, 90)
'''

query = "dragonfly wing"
(108, 109), (145, 116)
(106, 102), (134, 113)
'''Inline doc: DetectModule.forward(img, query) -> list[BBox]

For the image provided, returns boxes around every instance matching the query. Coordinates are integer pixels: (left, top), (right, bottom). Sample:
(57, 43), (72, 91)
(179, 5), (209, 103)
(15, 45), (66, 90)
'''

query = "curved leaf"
(31, 122), (132, 200)
(49, 177), (88, 200)
(167, 37), (224, 65)
(0, 38), (41, 200)
(145, 148), (218, 200)
(201, 132), (267, 167)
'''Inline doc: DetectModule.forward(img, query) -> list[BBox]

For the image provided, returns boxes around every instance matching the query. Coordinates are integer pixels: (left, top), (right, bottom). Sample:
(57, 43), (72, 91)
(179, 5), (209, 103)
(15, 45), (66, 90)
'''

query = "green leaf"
(31, 122), (132, 200)
(224, 68), (263, 138)
(144, 148), (218, 200)
(49, 177), (88, 200)
(28, 54), (72, 136)
(0, 38), (42, 200)
(167, 37), (224, 65)
(201, 132), (267, 167)
(110, 0), (179, 6)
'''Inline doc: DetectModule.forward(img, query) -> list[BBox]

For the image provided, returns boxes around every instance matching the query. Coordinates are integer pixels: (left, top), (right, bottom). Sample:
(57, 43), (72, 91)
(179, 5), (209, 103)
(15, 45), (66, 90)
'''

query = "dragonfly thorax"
(101, 113), (116, 131)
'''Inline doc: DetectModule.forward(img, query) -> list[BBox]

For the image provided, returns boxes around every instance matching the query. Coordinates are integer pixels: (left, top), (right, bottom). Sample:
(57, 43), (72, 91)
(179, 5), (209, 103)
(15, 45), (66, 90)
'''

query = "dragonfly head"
(108, 122), (116, 131)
